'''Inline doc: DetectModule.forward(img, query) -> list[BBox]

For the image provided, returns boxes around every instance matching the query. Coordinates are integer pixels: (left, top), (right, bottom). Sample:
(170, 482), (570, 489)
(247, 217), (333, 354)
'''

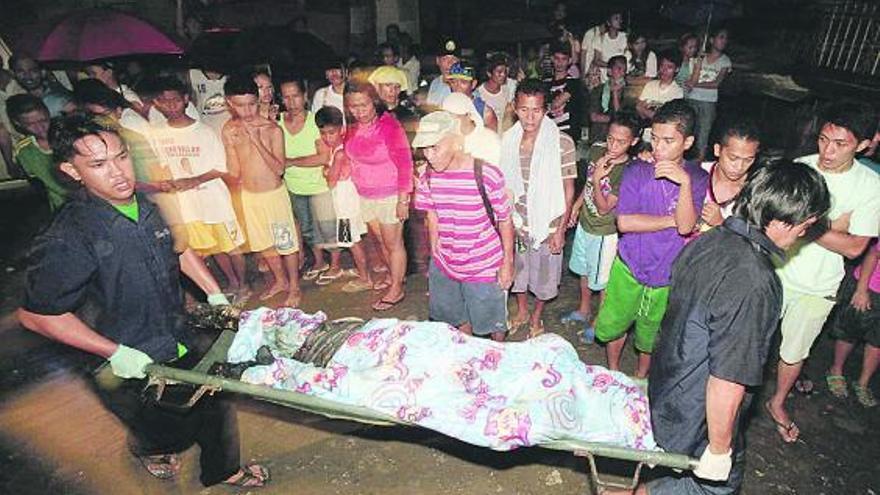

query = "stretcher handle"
(146, 376), (220, 410)
(585, 453), (644, 491)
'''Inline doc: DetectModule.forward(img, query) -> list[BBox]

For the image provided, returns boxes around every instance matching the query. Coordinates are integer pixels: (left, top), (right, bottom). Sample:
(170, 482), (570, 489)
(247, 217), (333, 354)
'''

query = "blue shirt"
(24, 191), (192, 362)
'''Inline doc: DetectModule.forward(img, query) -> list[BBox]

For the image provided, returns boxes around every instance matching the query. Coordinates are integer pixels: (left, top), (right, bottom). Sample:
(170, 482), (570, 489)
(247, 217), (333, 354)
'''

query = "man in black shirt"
(604, 162), (830, 495)
(16, 117), (270, 488)
(544, 41), (584, 142)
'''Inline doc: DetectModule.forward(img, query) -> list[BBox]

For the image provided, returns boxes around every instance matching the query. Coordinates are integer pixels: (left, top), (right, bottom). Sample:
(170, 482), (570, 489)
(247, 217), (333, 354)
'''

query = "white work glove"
(207, 293), (231, 306)
(693, 447), (732, 481)
(109, 344), (154, 379)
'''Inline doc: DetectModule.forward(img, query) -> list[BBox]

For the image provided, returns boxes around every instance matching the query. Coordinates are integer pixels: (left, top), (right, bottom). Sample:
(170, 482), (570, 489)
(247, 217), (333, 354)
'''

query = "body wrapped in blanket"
(227, 307), (657, 452)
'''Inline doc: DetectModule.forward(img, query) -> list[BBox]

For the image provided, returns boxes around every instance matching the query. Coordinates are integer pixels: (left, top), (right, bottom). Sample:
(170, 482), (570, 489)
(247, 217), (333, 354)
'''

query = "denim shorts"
(428, 263), (507, 336)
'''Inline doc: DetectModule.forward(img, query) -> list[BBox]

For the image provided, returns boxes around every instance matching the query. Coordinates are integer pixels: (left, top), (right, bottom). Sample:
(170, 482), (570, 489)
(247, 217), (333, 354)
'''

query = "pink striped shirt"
(415, 164), (511, 283)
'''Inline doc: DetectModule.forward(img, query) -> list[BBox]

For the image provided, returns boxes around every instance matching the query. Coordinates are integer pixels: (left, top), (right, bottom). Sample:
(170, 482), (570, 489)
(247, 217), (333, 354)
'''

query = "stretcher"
(145, 329), (698, 491)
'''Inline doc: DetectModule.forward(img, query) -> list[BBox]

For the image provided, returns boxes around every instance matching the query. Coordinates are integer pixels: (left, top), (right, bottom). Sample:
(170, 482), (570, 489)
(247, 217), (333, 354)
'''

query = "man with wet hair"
(605, 160), (831, 495)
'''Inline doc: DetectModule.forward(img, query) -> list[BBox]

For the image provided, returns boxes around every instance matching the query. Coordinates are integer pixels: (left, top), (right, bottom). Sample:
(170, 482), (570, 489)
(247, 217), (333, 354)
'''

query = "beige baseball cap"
(412, 111), (461, 148)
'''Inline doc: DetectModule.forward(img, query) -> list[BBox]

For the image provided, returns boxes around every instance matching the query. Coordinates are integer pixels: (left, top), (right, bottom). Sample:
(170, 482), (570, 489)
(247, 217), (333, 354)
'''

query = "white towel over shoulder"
(500, 116), (566, 249)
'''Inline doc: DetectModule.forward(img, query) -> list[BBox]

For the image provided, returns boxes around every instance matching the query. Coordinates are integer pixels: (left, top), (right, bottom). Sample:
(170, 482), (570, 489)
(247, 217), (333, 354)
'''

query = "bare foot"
(260, 283), (288, 301)
(283, 290), (302, 308)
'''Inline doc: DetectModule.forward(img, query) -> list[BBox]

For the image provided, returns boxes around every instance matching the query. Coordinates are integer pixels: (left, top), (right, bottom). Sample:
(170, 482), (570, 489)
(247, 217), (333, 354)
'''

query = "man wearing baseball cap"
(412, 111), (514, 341)
(447, 61), (499, 132)
(441, 92), (500, 165)
(426, 37), (460, 107)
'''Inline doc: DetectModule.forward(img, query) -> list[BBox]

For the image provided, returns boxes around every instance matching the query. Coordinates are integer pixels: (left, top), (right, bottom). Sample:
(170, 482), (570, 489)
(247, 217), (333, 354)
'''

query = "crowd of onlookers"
(4, 2), (880, 492)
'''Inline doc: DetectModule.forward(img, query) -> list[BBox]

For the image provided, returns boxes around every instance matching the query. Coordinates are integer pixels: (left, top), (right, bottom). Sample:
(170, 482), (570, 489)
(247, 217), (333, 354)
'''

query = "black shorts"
(828, 274), (880, 347)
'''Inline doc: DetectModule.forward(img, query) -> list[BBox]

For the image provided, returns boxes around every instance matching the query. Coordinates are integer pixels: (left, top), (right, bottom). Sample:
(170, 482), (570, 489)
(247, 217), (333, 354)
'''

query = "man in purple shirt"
(593, 99), (709, 378)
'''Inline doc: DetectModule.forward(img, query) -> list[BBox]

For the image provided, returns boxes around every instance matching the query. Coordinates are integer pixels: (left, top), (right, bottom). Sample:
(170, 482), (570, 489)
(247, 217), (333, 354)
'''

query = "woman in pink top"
(344, 82), (413, 310)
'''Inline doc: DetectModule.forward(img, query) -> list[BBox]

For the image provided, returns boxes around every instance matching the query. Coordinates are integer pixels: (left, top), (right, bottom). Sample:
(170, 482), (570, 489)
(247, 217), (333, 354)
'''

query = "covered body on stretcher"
(225, 307), (658, 454)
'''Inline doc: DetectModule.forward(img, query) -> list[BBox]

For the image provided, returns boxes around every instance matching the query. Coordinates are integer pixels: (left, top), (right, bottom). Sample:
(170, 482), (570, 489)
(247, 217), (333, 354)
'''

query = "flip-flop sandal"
(316, 270), (345, 286)
(852, 383), (877, 408)
(506, 315), (530, 336)
(794, 373), (814, 395)
(342, 278), (373, 293)
(825, 373), (848, 399)
(372, 279), (391, 291)
(303, 265), (330, 281)
(560, 311), (589, 324)
(373, 295), (405, 311)
(224, 464), (270, 487)
(528, 320), (545, 339)
(764, 401), (799, 443)
(138, 453), (181, 480)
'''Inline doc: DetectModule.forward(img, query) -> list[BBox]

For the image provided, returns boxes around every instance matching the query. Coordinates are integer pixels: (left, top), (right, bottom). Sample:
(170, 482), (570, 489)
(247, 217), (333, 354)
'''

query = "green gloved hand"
(109, 344), (154, 379)
(207, 293), (231, 306)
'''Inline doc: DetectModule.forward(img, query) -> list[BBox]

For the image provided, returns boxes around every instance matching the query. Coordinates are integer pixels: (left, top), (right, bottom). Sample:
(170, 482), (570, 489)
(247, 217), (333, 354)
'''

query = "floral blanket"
(227, 307), (657, 452)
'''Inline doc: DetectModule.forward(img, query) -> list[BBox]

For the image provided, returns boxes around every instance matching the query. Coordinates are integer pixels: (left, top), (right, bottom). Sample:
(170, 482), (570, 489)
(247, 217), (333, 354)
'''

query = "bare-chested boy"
(221, 74), (301, 307)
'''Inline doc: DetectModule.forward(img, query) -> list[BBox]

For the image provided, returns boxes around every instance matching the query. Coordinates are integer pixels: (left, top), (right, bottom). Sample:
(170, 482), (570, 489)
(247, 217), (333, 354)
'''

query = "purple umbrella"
(37, 9), (183, 62)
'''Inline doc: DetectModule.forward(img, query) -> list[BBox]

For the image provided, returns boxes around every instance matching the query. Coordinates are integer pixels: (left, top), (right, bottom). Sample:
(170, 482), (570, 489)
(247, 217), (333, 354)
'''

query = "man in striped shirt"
(413, 111), (515, 341)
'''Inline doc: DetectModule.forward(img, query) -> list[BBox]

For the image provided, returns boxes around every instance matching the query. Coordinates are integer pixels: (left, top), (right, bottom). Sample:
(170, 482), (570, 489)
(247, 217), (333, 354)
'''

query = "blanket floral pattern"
(227, 307), (657, 451)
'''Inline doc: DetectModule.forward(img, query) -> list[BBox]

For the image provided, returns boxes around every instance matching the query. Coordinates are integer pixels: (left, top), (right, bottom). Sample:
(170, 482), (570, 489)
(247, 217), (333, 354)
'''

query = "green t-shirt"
(579, 144), (627, 236)
(113, 198), (140, 222)
(280, 112), (328, 195)
(13, 136), (71, 212)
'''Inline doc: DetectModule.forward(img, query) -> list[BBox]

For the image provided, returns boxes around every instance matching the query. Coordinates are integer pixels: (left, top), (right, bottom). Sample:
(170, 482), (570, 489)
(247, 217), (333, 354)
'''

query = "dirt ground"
(0, 189), (878, 495)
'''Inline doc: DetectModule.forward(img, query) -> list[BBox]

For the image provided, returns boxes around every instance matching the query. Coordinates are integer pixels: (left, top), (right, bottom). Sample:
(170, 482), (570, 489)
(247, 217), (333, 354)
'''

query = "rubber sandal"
(316, 270), (345, 286)
(794, 372), (814, 396)
(303, 265), (330, 281)
(560, 310), (589, 324)
(372, 295), (405, 311)
(342, 278), (373, 293)
(138, 453), (181, 480)
(224, 464), (270, 488)
(577, 324), (595, 345)
(852, 383), (877, 408)
(528, 320), (545, 339)
(506, 314), (530, 336)
(825, 373), (848, 399)
(764, 401), (799, 443)
(372, 279), (391, 291)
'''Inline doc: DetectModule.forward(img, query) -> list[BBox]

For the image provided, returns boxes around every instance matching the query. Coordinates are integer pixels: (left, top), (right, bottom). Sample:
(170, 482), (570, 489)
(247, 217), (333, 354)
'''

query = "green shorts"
(594, 256), (669, 353)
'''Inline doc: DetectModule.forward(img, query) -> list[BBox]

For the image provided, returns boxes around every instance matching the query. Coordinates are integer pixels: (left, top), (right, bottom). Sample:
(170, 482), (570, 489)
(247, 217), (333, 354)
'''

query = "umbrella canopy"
(37, 9), (183, 62)
(188, 27), (337, 80)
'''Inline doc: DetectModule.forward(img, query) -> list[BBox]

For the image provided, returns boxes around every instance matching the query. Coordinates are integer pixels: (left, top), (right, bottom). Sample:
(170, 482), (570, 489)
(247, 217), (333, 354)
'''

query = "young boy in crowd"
(635, 50), (684, 142)
(826, 239), (880, 408)
(413, 111), (514, 341)
(6, 94), (71, 212)
(698, 116), (761, 231)
(447, 62), (498, 132)
(545, 41), (584, 141)
(315, 106), (374, 292)
(149, 77), (247, 295)
(221, 74), (302, 307)
(593, 99), (709, 378)
(563, 112), (640, 342)
(589, 55), (627, 143)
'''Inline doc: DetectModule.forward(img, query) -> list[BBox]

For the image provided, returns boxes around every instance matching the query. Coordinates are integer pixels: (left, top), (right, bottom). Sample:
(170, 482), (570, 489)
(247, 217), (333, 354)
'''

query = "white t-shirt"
(188, 69), (231, 134)
(776, 155), (880, 296)
(686, 54), (732, 103)
(464, 126), (501, 166)
(624, 50), (657, 78)
(150, 120), (242, 232)
(398, 57), (421, 96)
(581, 26), (628, 82)
(638, 80), (684, 141)
(477, 78), (517, 132)
(311, 85), (345, 115)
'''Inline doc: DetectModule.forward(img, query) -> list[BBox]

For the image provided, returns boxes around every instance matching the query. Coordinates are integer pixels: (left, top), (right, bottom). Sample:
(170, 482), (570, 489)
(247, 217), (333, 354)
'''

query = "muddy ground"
(0, 189), (877, 495)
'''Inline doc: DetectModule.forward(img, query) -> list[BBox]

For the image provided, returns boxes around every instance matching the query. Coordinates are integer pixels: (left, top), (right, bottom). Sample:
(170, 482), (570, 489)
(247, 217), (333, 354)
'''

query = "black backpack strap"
(474, 159), (500, 236)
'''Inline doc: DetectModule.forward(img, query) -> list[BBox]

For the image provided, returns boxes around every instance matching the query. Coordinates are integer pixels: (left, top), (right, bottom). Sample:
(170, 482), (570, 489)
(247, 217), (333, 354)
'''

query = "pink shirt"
(344, 112), (413, 199)
(854, 241), (880, 293)
(415, 164), (511, 283)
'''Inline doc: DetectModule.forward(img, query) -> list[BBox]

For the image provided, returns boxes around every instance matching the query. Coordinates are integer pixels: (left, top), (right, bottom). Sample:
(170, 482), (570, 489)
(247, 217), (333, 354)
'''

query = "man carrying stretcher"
(606, 162), (830, 494)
